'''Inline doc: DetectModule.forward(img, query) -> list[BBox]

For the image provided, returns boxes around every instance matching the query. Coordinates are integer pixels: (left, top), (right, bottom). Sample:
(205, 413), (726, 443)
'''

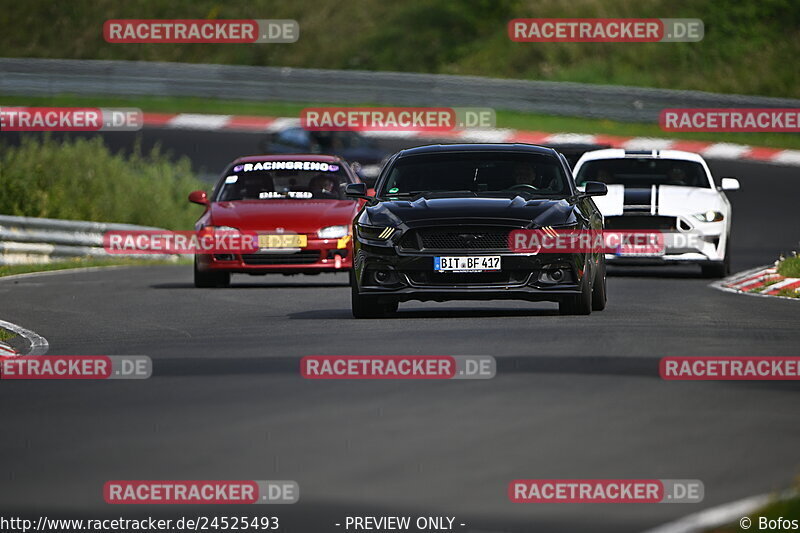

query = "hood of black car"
(364, 196), (577, 228)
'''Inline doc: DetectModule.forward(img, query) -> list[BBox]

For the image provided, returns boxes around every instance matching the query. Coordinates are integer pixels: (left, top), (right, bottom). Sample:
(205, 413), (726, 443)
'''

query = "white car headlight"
(693, 211), (724, 223)
(318, 225), (349, 239)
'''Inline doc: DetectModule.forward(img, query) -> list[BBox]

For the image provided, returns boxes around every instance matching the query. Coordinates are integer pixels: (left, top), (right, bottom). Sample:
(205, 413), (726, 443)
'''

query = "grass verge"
(746, 256), (800, 298)
(776, 288), (800, 298)
(0, 328), (17, 342)
(0, 257), (191, 278)
(777, 256), (800, 278)
(3, 94), (800, 151)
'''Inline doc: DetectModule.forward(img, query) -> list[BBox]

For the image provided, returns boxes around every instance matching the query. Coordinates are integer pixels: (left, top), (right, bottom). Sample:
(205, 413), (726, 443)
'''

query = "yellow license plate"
(258, 234), (307, 248)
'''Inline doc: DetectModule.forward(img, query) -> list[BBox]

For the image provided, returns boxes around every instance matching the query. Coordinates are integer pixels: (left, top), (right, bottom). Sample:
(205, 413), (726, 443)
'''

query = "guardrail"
(0, 214), (177, 265)
(2, 58), (799, 122)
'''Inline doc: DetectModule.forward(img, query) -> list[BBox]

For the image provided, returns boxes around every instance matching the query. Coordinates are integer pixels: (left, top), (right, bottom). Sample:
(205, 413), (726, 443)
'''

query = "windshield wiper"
(425, 190), (478, 198)
(386, 190), (482, 198)
(383, 191), (430, 199)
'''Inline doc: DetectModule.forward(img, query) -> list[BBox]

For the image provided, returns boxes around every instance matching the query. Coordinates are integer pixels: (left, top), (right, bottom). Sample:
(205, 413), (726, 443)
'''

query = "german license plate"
(434, 256), (501, 272)
(616, 242), (665, 257)
(258, 234), (307, 248)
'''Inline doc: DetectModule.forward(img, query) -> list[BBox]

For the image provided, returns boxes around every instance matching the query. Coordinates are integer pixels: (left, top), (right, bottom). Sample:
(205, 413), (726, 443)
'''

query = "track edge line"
(0, 318), (49, 356)
(641, 489), (797, 533)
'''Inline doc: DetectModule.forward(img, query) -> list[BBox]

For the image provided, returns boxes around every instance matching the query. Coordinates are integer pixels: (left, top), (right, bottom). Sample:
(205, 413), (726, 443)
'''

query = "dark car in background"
(259, 126), (390, 186)
(346, 144), (609, 317)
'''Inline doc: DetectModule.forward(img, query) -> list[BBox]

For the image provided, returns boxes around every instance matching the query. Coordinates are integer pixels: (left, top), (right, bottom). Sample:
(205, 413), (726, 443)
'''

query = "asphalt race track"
(0, 128), (799, 532)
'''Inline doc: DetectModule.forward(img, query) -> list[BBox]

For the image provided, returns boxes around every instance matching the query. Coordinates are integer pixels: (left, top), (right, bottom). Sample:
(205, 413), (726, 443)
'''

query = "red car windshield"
(216, 163), (354, 201)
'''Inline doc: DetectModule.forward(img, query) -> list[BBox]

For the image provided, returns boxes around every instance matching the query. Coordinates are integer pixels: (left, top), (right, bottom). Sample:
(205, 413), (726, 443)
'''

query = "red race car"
(189, 155), (365, 287)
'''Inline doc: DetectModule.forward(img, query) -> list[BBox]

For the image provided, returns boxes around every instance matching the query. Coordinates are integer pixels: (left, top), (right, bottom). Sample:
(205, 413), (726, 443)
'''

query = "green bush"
(0, 136), (205, 230)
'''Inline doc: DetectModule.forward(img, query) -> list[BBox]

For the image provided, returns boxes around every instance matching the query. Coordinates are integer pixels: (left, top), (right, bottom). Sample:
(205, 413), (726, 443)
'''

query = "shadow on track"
(152, 354), (659, 378)
(150, 281), (350, 289)
(147, 356), (800, 394)
(288, 307), (559, 320)
(607, 266), (707, 279)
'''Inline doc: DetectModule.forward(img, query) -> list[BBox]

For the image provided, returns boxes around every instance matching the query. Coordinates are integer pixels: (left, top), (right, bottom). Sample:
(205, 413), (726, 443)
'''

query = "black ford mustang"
(345, 144), (608, 317)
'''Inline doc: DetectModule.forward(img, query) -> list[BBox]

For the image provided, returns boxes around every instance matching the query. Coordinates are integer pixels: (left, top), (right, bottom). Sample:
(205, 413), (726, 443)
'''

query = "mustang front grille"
(399, 227), (515, 251)
(405, 271), (528, 286)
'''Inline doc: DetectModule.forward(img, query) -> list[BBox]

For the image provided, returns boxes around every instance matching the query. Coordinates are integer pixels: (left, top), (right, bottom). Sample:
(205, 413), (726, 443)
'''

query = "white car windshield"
(576, 158), (710, 188)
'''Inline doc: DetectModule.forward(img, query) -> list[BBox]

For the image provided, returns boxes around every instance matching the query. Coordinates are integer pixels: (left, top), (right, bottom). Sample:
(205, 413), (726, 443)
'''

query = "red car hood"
(209, 200), (359, 233)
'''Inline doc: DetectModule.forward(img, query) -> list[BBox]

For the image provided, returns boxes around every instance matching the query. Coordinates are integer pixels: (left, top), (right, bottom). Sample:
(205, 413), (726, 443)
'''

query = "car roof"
(575, 148), (708, 164)
(231, 154), (344, 164)
(396, 143), (559, 157)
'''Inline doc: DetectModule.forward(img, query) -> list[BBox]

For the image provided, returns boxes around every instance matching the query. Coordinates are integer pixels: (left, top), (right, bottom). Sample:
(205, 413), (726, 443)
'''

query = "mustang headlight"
(536, 223), (579, 236)
(549, 223), (579, 229)
(318, 225), (349, 239)
(693, 211), (724, 223)
(356, 224), (396, 240)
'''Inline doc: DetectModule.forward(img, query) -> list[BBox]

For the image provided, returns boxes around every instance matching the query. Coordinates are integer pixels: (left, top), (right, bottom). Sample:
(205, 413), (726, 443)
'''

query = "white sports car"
(572, 149), (740, 277)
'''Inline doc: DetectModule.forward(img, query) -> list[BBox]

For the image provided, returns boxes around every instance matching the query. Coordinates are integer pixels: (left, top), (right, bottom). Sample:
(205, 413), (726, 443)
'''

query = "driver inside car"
(240, 175), (273, 200)
(667, 167), (688, 186)
(309, 175), (339, 199)
(511, 163), (556, 190)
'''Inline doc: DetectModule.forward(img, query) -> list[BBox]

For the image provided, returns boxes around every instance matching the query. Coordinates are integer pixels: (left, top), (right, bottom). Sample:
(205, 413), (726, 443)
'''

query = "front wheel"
(350, 272), (397, 318)
(559, 270), (592, 315)
(591, 259), (607, 311)
(194, 257), (231, 288)
(701, 238), (731, 278)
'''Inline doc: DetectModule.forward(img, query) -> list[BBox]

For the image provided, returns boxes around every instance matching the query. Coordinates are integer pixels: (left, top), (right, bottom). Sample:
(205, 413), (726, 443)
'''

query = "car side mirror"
(720, 177), (740, 191)
(188, 190), (209, 205)
(582, 181), (608, 196)
(345, 183), (369, 199)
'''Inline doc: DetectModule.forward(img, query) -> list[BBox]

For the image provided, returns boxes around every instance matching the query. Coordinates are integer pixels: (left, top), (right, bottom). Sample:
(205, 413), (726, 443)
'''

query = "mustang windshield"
(380, 152), (570, 198)
(215, 161), (353, 201)
(575, 158), (711, 188)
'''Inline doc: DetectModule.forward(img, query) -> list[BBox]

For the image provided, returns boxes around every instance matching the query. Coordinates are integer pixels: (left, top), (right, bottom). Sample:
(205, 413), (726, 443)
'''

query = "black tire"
(591, 259), (607, 311)
(194, 257), (231, 288)
(701, 262), (727, 278)
(701, 236), (732, 278)
(701, 234), (731, 278)
(559, 269), (592, 315)
(350, 271), (397, 318)
(700, 256), (729, 278)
